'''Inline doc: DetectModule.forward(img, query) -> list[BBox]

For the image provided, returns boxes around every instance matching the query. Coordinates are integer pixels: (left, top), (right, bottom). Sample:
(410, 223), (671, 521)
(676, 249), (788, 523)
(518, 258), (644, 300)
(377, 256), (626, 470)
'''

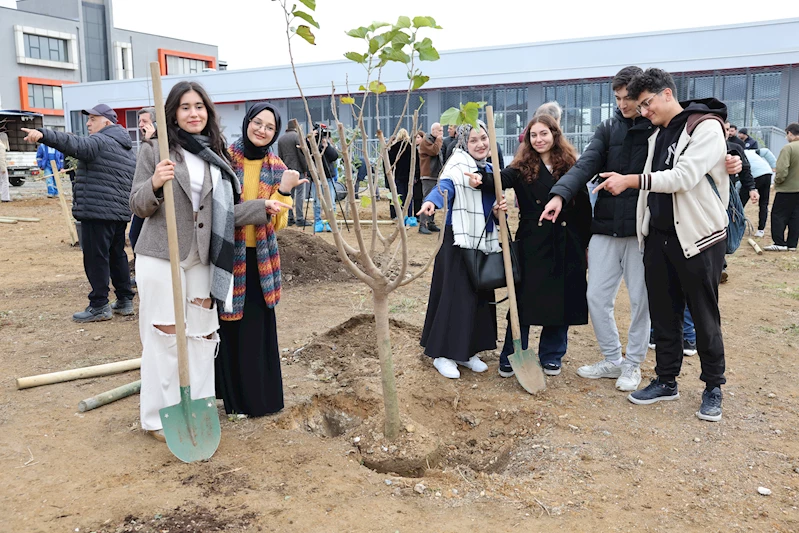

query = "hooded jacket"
(636, 98), (730, 258)
(39, 125), (135, 222)
(550, 107), (654, 238)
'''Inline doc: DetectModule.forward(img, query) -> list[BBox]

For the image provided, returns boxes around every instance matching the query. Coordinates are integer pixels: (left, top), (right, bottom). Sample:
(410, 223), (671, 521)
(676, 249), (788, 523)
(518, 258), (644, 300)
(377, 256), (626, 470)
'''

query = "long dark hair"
(511, 114), (576, 182)
(164, 80), (230, 162)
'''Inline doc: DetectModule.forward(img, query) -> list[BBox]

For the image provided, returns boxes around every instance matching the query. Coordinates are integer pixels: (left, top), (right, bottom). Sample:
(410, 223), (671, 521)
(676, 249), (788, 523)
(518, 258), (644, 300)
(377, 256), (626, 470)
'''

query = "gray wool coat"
(130, 141), (270, 263)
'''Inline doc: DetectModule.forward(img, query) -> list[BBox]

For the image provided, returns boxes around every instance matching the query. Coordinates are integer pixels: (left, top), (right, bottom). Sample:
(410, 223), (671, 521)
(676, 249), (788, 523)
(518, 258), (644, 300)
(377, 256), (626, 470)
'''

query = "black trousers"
(389, 175), (410, 220)
(128, 215), (144, 252)
(740, 174), (772, 231)
(81, 220), (134, 307)
(770, 192), (799, 248)
(644, 228), (726, 387)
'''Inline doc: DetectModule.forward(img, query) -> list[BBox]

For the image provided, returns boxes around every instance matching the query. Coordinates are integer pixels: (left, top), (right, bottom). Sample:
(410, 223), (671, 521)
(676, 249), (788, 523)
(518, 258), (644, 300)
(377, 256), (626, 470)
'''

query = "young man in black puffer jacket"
(23, 104), (136, 322)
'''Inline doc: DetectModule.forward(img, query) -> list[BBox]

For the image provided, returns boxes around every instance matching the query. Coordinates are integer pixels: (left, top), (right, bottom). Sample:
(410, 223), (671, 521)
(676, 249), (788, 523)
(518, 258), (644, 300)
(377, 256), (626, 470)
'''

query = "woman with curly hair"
(474, 114), (591, 378)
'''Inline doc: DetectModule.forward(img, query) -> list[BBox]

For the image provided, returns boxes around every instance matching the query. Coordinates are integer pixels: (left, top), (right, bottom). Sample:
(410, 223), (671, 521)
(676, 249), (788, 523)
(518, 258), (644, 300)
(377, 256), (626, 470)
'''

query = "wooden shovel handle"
(484, 106), (522, 340)
(149, 62), (190, 388)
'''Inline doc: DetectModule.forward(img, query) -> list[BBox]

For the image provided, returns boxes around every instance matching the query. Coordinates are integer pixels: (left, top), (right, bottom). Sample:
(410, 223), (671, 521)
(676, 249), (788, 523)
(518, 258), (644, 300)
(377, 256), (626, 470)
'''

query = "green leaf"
(411, 74), (429, 90)
(296, 25), (316, 45)
(358, 85), (367, 91)
(463, 101), (486, 112)
(368, 80), (387, 94)
(380, 47), (410, 64)
(412, 16), (441, 29)
(368, 38), (379, 54)
(346, 27), (369, 39)
(395, 16), (411, 29)
(344, 51), (366, 64)
(293, 10), (319, 29)
(439, 107), (460, 126)
(463, 107), (479, 128)
(367, 22), (391, 32)
(297, 0), (316, 10)
(418, 45), (439, 61)
(390, 31), (411, 46)
(340, 96), (355, 105)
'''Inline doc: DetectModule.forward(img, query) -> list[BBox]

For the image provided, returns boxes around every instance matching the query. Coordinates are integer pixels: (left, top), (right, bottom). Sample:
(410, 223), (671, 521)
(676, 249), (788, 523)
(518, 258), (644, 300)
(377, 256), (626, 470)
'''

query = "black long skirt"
(420, 226), (497, 362)
(216, 248), (284, 416)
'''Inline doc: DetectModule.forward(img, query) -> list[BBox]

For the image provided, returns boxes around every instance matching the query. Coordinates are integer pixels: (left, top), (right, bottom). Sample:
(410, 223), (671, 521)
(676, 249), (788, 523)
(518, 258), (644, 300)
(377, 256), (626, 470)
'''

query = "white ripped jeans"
(136, 234), (219, 431)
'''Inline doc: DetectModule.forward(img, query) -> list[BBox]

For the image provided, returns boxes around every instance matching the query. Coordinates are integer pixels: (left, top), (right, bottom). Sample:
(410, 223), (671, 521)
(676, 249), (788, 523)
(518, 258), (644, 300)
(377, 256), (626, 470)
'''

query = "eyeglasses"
(250, 119), (276, 133)
(636, 89), (665, 114)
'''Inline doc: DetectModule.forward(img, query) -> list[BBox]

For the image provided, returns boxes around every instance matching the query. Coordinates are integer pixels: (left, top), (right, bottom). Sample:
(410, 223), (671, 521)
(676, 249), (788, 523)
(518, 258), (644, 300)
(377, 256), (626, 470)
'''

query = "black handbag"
(460, 217), (521, 292)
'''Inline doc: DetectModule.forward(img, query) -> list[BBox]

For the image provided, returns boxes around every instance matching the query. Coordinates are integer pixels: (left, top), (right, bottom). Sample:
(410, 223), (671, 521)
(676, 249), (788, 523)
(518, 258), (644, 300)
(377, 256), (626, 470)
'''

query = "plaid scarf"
(176, 131), (241, 312)
(220, 138), (286, 320)
(444, 149), (500, 253)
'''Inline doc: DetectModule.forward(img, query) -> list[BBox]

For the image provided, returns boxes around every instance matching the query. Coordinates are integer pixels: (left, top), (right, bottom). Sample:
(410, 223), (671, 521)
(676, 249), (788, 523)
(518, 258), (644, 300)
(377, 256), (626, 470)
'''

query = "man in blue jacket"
(23, 104), (136, 322)
(36, 143), (64, 197)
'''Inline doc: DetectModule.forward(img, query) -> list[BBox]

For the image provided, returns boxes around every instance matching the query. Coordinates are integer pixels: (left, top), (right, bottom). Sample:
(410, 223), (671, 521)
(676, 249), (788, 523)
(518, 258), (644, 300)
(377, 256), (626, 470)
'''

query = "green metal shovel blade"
(160, 385), (221, 463)
(508, 339), (547, 394)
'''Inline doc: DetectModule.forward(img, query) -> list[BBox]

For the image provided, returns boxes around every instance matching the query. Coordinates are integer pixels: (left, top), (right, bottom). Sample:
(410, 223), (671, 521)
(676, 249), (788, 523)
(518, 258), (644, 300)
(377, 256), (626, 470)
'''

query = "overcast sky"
(3, 0), (797, 70)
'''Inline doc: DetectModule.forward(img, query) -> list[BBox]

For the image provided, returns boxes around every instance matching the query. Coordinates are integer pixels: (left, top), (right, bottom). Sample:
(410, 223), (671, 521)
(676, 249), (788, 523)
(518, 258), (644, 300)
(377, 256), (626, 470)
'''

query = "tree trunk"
(372, 290), (401, 440)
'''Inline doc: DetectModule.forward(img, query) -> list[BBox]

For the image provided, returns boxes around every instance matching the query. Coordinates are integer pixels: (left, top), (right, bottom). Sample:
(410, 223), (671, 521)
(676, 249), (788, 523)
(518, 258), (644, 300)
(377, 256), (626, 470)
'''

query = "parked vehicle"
(0, 110), (44, 186)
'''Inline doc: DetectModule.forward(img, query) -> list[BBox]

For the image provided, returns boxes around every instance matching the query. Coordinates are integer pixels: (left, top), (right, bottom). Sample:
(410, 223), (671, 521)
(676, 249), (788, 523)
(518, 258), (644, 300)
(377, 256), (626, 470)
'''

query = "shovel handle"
(149, 62), (190, 388)
(484, 106), (522, 340)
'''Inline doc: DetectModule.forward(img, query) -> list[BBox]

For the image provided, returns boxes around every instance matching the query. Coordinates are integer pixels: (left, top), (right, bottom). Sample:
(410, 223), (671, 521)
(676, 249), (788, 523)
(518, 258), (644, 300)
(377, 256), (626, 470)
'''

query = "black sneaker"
(696, 387), (722, 422)
(498, 353), (514, 378)
(542, 362), (561, 376)
(73, 304), (112, 323)
(627, 377), (679, 405)
(296, 220), (312, 227)
(720, 269), (728, 283)
(111, 298), (134, 316)
(427, 222), (441, 232)
(288, 219), (296, 226)
(683, 339), (697, 356)
(419, 225), (432, 235)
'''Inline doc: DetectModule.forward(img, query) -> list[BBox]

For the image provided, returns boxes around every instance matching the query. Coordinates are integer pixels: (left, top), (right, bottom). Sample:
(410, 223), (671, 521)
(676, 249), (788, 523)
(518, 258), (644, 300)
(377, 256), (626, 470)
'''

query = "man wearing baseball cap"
(23, 103), (137, 322)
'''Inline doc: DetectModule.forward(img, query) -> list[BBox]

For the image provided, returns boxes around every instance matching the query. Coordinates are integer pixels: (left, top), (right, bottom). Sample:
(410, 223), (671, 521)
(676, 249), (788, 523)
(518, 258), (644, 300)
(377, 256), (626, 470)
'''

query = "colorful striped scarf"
(220, 138), (286, 320)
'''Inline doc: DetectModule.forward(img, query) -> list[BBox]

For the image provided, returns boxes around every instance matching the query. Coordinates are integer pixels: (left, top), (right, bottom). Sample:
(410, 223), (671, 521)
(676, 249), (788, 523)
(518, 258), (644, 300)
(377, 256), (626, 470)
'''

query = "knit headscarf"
(456, 120), (489, 169)
(242, 103), (282, 161)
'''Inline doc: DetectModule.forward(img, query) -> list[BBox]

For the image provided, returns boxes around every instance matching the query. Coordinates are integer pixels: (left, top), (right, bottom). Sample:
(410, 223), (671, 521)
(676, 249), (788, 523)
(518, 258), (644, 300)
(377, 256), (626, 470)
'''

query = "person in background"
(442, 124), (458, 158)
(23, 104), (136, 322)
(309, 123), (339, 233)
(418, 123), (444, 235)
(216, 102), (302, 417)
(386, 128), (415, 223)
(0, 133), (9, 202)
(129, 107), (158, 257)
(764, 123), (799, 252)
(738, 128), (759, 150)
(743, 148), (772, 238)
(534, 101), (562, 125)
(278, 119), (311, 227)
(36, 142), (64, 198)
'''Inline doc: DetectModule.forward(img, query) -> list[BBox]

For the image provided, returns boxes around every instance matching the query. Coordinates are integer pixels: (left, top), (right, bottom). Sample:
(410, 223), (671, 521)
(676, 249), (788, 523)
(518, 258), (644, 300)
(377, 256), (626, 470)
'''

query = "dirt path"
(1, 197), (797, 532)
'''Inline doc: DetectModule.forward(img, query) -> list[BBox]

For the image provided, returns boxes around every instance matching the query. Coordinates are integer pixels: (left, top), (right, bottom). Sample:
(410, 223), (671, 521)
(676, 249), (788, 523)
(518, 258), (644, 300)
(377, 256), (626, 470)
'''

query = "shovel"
(484, 106), (546, 394)
(149, 62), (221, 462)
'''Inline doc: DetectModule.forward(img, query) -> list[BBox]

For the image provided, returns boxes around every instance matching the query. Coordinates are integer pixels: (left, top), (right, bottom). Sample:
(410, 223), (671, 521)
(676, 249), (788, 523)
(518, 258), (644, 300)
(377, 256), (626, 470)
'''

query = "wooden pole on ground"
(0, 216), (40, 222)
(0, 218), (18, 224)
(78, 380), (141, 412)
(50, 161), (78, 245)
(16, 358), (141, 390)
(748, 238), (763, 255)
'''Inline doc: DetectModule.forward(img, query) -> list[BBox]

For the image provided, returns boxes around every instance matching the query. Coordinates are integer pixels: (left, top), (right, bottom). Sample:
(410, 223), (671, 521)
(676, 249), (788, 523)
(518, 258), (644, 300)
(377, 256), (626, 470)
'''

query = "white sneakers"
(616, 363), (642, 391)
(577, 358), (641, 391)
(576, 359), (622, 379)
(433, 356), (488, 379)
(763, 244), (788, 251)
(754, 229), (765, 238)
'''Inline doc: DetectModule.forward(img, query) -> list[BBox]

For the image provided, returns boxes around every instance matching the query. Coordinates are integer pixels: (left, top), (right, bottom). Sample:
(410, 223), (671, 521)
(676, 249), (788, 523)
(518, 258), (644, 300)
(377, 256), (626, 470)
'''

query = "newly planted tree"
(275, 0), (444, 440)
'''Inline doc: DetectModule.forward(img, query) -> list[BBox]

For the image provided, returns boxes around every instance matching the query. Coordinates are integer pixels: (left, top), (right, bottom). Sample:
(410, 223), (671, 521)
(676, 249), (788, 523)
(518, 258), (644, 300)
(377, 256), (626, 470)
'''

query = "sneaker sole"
(648, 344), (655, 350)
(112, 309), (135, 316)
(498, 368), (515, 378)
(73, 314), (112, 323)
(615, 378), (642, 392)
(543, 368), (561, 376)
(683, 349), (697, 356)
(695, 410), (722, 422)
(576, 369), (622, 379)
(627, 392), (680, 405)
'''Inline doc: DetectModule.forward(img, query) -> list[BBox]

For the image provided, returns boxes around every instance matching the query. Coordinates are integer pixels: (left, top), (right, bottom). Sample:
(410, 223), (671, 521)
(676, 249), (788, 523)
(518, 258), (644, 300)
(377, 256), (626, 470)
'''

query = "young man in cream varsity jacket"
(595, 68), (729, 422)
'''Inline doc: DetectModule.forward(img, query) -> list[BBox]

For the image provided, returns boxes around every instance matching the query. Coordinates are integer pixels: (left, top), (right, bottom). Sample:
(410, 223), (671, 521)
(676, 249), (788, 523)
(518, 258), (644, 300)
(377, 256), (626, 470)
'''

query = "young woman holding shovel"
(472, 114), (591, 378)
(417, 121), (507, 380)
(130, 82), (289, 442)
(215, 103), (306, 417)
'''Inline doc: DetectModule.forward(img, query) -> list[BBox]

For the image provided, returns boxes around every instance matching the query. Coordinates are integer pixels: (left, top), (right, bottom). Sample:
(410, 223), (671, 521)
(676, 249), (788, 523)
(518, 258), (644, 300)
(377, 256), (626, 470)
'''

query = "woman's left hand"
(265, 199), (292, 215)
(493, 195), (507, 216)
(465, 172), (482, 188)
(280, 169), (308, 192)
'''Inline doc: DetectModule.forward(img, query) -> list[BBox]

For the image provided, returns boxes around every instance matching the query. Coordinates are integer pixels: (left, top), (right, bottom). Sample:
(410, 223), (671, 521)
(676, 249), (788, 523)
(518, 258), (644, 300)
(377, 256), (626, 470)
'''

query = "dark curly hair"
(510, 114), (576, 183)
(625, 68), (677, 100)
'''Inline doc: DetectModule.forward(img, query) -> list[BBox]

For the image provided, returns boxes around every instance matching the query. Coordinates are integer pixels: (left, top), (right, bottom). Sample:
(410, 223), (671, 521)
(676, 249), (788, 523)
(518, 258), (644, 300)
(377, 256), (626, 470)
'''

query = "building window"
(14, 25), (78, 70)
(114, 42), (133, 79)
(159, 49), (216, 76)
(83, 2), (110, 82)
(28, 84), (63, 110)
(70, 110), (89, 137)
(750, 72), (782, 128)
(19, 77), (74, 116)
(24, 34), (68, 62)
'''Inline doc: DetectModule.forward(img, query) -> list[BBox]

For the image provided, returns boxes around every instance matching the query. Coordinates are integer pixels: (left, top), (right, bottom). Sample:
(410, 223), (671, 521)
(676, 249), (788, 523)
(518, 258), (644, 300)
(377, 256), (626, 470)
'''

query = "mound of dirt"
(292, 314), (423, 384)
(277, 228), (354, 287)
(91, 504), (256, 532)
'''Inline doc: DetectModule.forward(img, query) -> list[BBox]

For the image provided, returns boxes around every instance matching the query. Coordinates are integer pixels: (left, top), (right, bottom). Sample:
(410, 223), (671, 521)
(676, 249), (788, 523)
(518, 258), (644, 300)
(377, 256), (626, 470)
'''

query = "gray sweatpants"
(587, 234), (650, 365)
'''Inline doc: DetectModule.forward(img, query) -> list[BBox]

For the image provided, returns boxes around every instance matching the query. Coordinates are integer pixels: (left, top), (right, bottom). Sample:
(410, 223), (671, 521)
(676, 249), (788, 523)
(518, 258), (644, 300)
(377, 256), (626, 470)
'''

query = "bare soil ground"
(1, 193), (798, 533)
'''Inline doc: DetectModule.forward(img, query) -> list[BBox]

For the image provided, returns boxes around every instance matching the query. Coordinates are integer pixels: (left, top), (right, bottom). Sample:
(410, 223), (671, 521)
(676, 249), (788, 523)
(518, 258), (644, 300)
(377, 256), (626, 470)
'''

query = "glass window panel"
(750, 100), (779, 127)
(53, 87), (63, 109)
(722, 75), (746, 100)
(752, 72), (781, 100)
(33, 84), (44, 107)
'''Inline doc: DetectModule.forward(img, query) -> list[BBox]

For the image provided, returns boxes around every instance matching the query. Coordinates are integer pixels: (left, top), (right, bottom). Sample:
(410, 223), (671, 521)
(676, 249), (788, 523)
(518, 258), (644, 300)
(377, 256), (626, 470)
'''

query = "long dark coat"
(485, 166), (592, 326)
